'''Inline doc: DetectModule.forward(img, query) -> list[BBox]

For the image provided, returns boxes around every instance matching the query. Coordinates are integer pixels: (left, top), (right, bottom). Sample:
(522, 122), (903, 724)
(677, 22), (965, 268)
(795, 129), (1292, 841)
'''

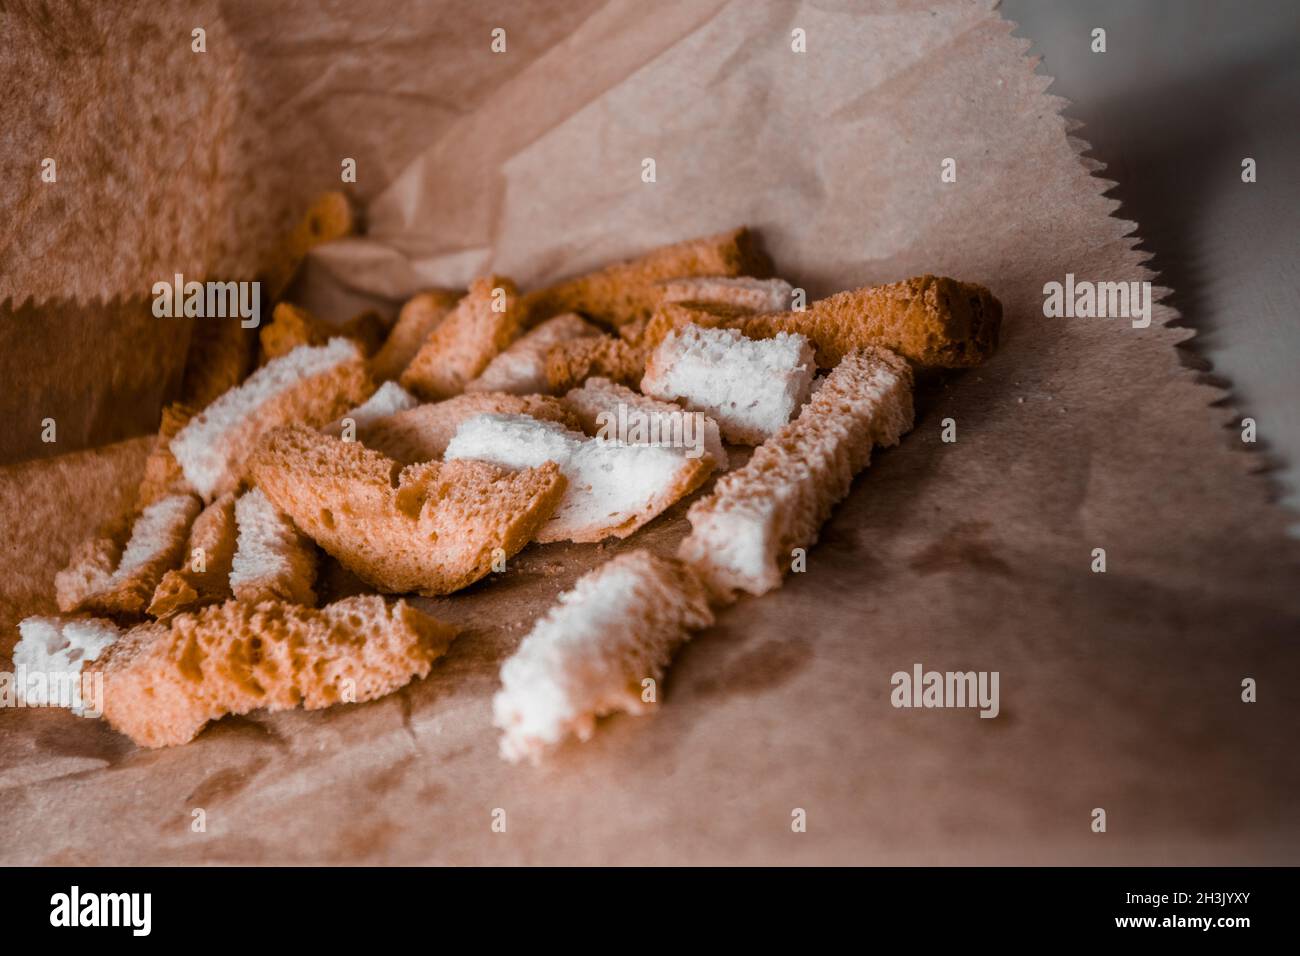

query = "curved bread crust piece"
(641, 325), (816, 445)
(562, 376), (728, 470)
(369, 289), (461, 382)
(363, 392), (579, 464)
(467, 313), (602, 395)
(259, 302), (387, 365)
(544, 335), (647, 393)
(679, 347), (914, 599)
(748, 275), (1001, 369)
(400, 276), (526, 400)
(148, 492), (239, 618)
(444, 413), (711, 544)
(88, 596), (456, 748)
(520, 227), (771, 329)
(171, 337), (374, 500)
(13, 615), (122, 715)
(657, 275), (793, 313)
(60, 494), (202, 618)
(229, 488), (317, 606)
(494, 550), (714, 764)
(135, 402), (196, 510)
(248, 425), (566, 595)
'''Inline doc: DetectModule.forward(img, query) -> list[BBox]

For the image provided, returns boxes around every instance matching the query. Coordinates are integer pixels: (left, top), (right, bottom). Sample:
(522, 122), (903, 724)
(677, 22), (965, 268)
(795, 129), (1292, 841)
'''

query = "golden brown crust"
(520, 227), (771, 329)
(369, 289), (462, 382)
(147, 493), (238, 618)
(749, 275), (1002, 369)
(88, 596), (457, 748)
(248, 425), (566, 596)
(400, 277), (525, 400)
(134, 403), (196, 511)
(544, 336), (648, 393)
(363, 392), (580, 464)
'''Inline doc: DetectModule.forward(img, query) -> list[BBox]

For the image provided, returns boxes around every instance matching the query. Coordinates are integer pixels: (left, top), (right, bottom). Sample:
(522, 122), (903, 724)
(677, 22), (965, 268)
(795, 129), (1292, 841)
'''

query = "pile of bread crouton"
(14, 220), (1001, 763)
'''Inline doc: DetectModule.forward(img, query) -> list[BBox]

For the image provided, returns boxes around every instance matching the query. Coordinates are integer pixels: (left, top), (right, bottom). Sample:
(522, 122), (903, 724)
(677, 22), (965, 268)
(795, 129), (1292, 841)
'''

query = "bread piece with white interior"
(640, 324), (816, 444)
(493, 550), (713, 763)
(444, 413), (711, 544)
(170, 338), (373, 500)
(679, 346), (914, 599)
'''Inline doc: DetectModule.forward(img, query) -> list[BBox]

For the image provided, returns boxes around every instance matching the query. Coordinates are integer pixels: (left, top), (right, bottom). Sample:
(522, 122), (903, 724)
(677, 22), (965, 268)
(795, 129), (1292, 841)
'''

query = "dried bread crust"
(521, 227), (771, 329)
(679, 346), (915, 598)
(248, 424), (566, 595)
(88, 595), (455, 748)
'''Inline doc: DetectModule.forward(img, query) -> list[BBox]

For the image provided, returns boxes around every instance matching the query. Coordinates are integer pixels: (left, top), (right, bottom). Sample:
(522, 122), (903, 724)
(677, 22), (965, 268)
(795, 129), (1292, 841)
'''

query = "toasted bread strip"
(444, 413), (711, 544)
(467, 313), (602, 395)
(520, 227), (771, 329)
(642, 325), (817, 444)
(171, 338), (374, 500)
(88, 596), (456, 748)
(369, 289), (461, 382)
(679, 347), (914, 599)
(263, 190), (356, 301)
(400, 276), (526, 400)
(134, 403), (196, 511)
(748, 275), (1001, 368)
(148, 493), (238, 618)
(544, 335), (647, 393)
(229, 488), (318, 606)
(259, 302), (387, 365)
(562, 376), (728, 470)
(248, 425), (565, 595)
(657, 275), (793, 313)
(493, 551), (713, 764)
(643, 276), (1002, 369)
(58, 494), (203, 617)
(363, 392), (579, 464)
(323, 381), (419, 438)
(180, 319), (257, 410)
(13, 615), (123, 715)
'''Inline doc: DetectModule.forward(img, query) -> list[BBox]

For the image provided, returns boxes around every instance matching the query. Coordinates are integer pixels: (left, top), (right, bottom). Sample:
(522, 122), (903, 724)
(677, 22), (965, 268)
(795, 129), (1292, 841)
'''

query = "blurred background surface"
(1003, 0), (1300, 524)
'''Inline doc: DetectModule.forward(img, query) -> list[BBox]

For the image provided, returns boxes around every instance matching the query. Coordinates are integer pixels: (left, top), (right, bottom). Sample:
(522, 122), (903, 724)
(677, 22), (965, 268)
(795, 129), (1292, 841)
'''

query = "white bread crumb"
(443, 413), (710, 543)
(493, 551), (713, 763)
(561, 376), (728, 470)
(641, 324), (815, 444)
(13, 616), (122, 715)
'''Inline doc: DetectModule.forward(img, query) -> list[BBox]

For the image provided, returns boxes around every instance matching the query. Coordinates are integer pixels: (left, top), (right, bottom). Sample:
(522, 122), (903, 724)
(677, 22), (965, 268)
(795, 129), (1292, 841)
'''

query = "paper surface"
(2, 0), (1298, 865)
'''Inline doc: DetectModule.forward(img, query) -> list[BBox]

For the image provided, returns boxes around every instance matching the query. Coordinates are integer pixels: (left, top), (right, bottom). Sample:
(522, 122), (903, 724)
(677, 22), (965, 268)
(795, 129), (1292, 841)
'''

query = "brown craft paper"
(2, 0), (1298, 865)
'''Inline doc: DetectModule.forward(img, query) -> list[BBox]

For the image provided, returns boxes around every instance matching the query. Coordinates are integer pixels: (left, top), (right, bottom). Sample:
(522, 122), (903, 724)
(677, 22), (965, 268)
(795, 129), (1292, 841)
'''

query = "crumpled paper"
(2, 0), (1298, 865)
